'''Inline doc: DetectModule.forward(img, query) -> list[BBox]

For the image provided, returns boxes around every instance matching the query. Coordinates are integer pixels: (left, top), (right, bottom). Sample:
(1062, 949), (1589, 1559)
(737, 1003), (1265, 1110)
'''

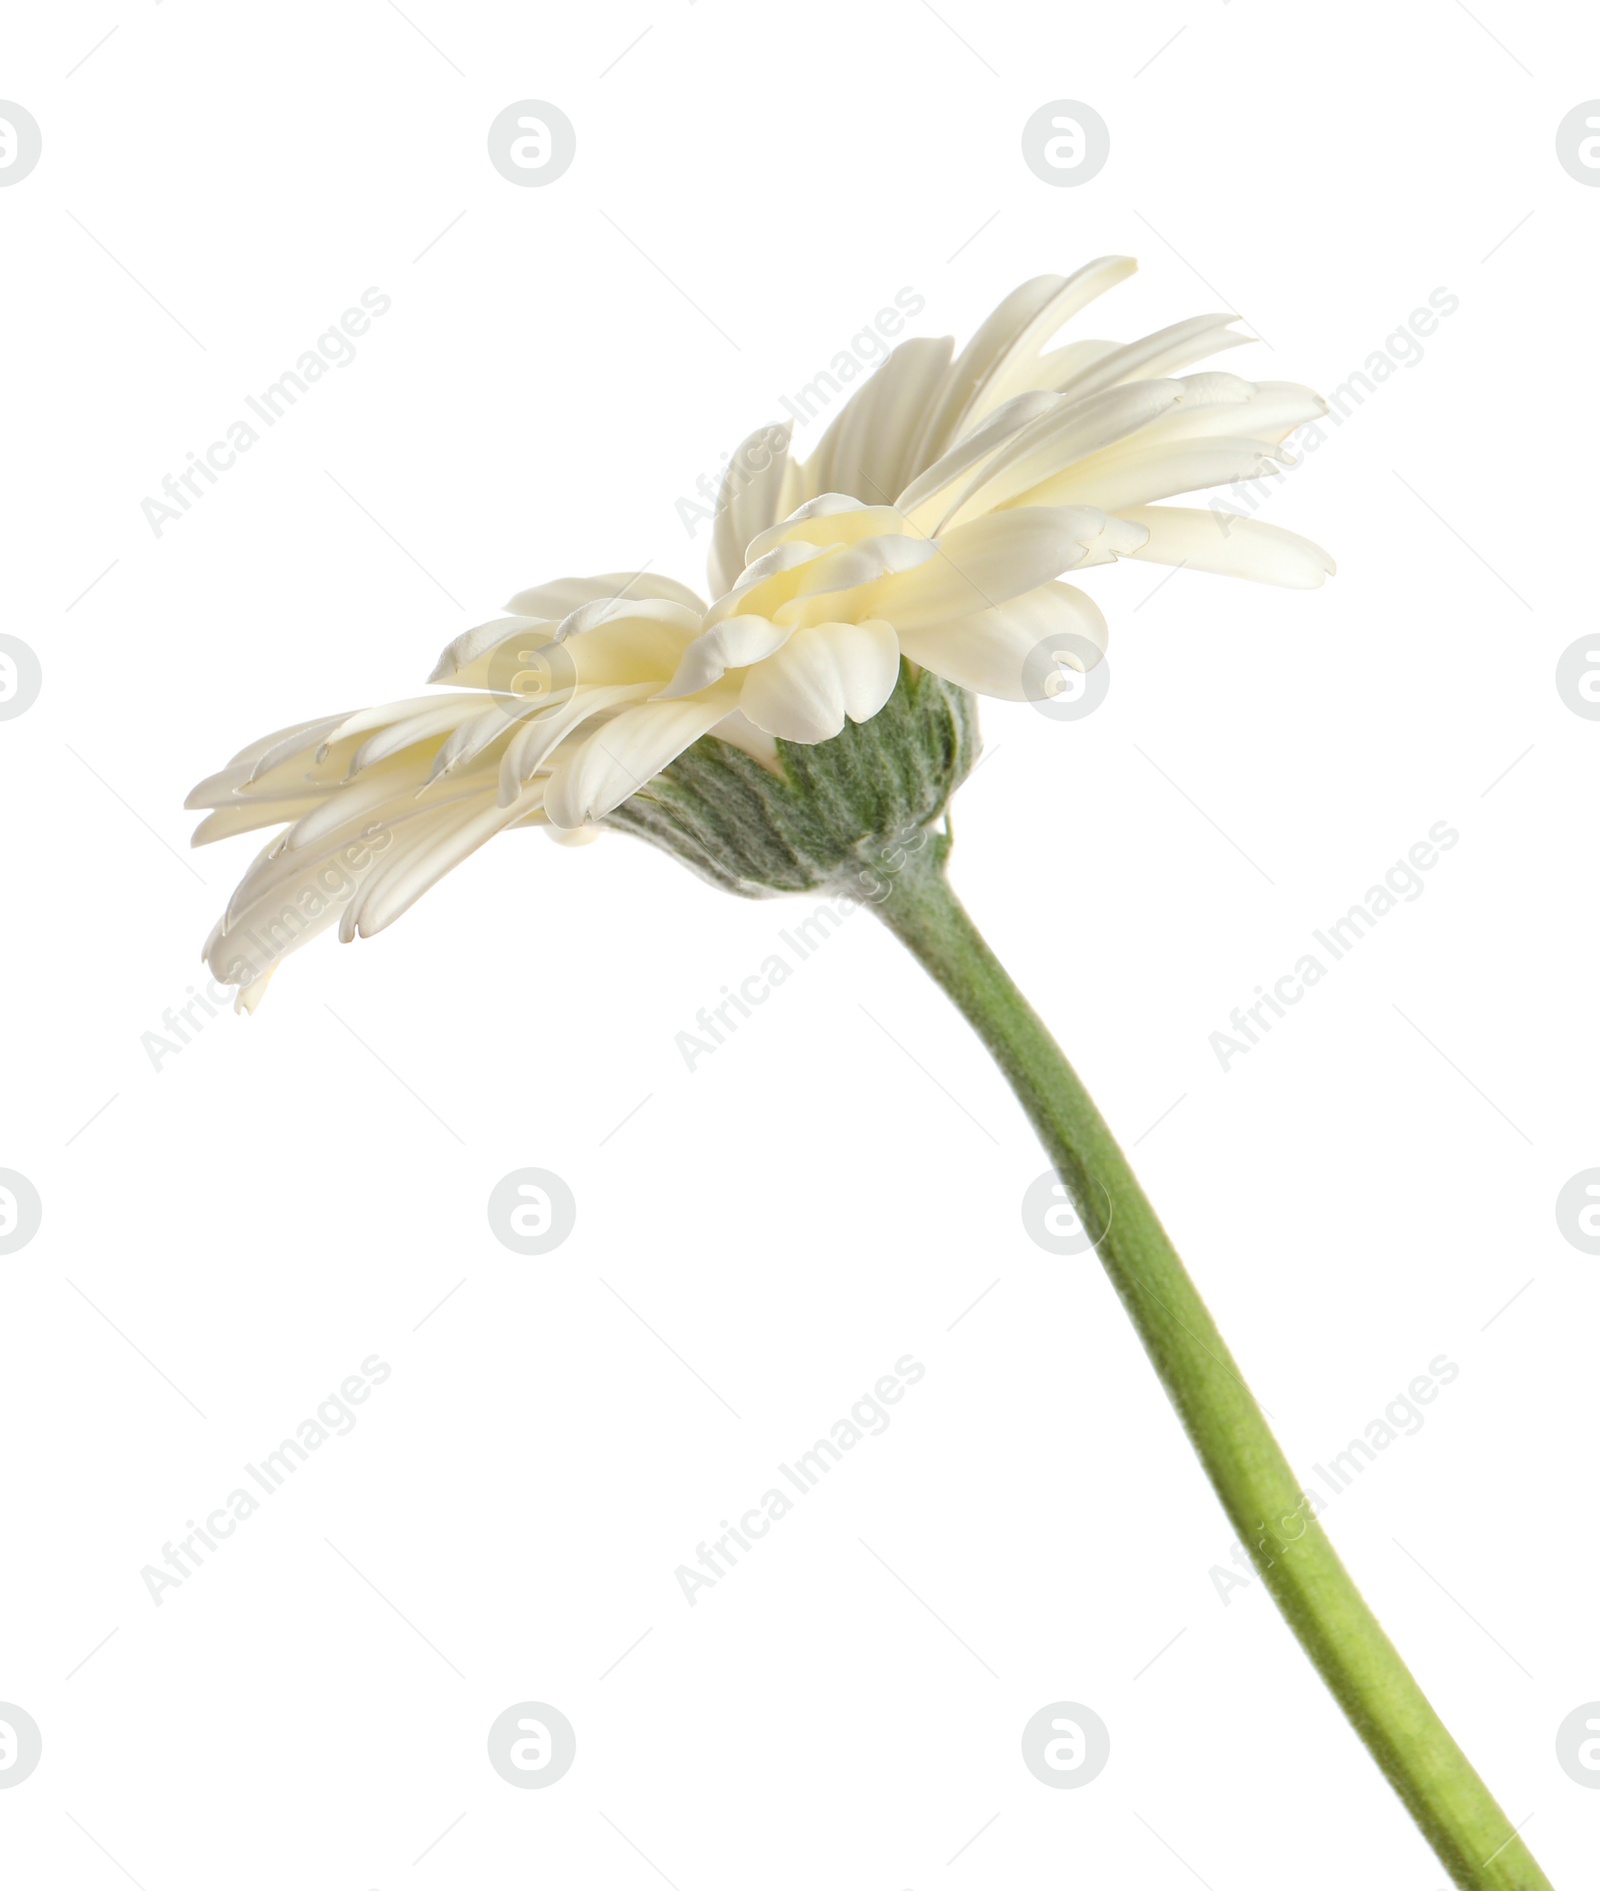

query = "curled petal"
(554, 596), (703, 642)
(898, 582), (1108, 701)
(744, 498), (909, 564)
(739, 619), (901, 743)
(429, 615), (549, 686)
(703, 539), (833, 629)
(655, 615), (794, 700)
(543, 694), (738, 829)
(497, 683), (658, 805)
(503, 572), (704, 621)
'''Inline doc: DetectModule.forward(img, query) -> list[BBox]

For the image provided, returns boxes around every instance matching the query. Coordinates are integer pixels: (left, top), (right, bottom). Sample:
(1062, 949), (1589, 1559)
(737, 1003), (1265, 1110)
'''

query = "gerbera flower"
(188, 255), (1331, 1008)
(180, 257), (1555, 1891)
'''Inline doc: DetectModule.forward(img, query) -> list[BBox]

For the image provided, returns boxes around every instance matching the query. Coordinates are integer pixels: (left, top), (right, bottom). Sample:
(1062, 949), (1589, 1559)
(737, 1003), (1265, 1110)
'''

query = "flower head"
(189, 257), (1332, 1009)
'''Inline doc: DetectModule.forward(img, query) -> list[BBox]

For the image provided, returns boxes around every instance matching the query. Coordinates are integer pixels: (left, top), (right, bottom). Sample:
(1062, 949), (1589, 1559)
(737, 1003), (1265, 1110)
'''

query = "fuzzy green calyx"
(605, 662), (979, 900)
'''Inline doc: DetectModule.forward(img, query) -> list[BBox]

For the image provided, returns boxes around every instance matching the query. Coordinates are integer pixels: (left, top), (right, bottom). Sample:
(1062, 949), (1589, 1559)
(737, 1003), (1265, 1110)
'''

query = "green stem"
(868, 837), (1552, 1891)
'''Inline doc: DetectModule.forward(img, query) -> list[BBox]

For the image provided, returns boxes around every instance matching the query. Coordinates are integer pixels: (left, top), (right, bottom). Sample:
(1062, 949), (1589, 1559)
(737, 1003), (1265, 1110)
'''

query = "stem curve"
(870, 838), (1552, 1891)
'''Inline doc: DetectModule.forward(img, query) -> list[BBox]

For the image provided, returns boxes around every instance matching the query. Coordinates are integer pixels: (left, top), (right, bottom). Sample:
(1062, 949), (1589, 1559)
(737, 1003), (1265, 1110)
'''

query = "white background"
(2, 3), (1596, 1886)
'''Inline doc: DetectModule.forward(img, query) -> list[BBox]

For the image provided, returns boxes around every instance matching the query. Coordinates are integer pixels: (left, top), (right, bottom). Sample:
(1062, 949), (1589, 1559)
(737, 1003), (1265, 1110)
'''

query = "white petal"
(936, 381), (1184, 528)
(656, 615), (794, 699)
(757, 491), (868, 529)
(429, 615), (547, 686)
(744, 499), (907, 564)
(779, 534), (941, 619)
(219, 715), (350, 775)
(1025, 338), (1123, 395)
(894, 391), (1061, 528)
(797, 335), (955, 507)
(221, 779), (484, 927)
(554, 596), (702, 641)
(347, 701), (487, 775)
(898, 582), (1108, 701)
(846, 508), (1125, 632)
(704, 538), (833, 628)
(704, 709), (780, 770)
(288, 762), (459, 847)
(497, 682), (655, 803)
(1053, 315), (1252, 404)
(559, 615), (700, 687)
(1119, 506), (1336, 587)
(1025, 439), (1285, 512)
(443, 613), (695, 700)
(544, 819), (600, 847)
(906, 265), (1134, 473)
(1230, 381), (1329, 445)
(707, 424), (795, 600)
(433, 576), (705, 684)
(345, 787), (546, 937)
(960, 256), (1141, 424)
(503, 572), (704, 620)
(207, 893), (348, 993)
(190, 799), (313, 845)
(739, 620), (901, 743)
(186, 712), (358, 805)
(830, 620), (902, 721)
(428, 698), (554, 784)
(323, 695), (474, 748)
(543, 697), (734, 828)
(205, 808), (442, 985)
(1129, 377), (1328, 451)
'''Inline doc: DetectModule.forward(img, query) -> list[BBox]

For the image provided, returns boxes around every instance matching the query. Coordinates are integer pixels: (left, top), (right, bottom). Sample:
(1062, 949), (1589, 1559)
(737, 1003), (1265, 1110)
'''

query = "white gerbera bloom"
(189, 256), (1332, 1009)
